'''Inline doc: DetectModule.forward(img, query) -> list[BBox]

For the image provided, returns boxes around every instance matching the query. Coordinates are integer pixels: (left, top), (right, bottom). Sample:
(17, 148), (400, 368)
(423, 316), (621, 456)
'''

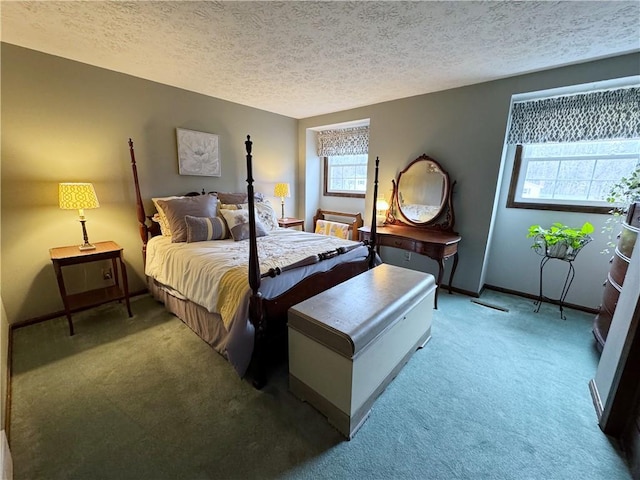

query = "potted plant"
(602, 164), (640, 252)
(527, 221), (594, 260)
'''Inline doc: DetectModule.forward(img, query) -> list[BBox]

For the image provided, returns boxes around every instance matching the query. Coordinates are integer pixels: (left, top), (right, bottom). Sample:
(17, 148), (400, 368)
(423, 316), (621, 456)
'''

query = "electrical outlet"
(102, 268), (113, 280)
(404, 251), (411, 261)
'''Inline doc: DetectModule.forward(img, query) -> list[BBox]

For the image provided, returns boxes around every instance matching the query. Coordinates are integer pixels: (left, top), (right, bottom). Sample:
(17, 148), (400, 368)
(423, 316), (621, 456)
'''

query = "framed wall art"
(176, 128), (221, 177)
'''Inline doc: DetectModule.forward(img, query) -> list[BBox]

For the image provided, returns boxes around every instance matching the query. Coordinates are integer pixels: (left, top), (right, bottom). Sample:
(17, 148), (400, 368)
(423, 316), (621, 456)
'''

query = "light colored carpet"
(9, 291), (630, 479)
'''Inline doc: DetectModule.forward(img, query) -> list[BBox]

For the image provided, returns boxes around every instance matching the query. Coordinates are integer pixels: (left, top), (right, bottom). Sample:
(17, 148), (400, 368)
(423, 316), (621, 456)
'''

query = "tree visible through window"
(508, 139), (640, 212)
(324, 154), (368, 198)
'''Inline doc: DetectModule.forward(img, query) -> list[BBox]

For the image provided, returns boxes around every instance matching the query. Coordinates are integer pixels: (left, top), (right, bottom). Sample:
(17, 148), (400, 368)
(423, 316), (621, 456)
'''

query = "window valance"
(507, 87), (640, 144)
(317, 126), (369, 156)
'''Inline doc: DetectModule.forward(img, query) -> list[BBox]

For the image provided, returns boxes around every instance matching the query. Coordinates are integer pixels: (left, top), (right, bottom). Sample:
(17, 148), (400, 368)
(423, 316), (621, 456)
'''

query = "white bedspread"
(145, 228), (371, 377)
(146, 228), (367, 317)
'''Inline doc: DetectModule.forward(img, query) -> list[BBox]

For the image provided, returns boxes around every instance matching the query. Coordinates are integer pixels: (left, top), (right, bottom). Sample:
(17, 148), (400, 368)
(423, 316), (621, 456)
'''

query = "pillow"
(216, 192), (265, 204)
(220, 208), (268, 241)
(255, 201), (279, 231)
(185, 215), (228, 242)
(152, 195), (183, 236)
(156, 194), (218, 243)
(315, 219), (350, 239)
(219, 203), (244, 211)
(219, 201), (278, 231)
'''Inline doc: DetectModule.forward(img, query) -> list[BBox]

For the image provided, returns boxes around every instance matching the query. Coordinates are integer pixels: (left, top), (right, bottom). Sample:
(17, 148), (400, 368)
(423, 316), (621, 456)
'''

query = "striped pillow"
(185, 215), (228, 242)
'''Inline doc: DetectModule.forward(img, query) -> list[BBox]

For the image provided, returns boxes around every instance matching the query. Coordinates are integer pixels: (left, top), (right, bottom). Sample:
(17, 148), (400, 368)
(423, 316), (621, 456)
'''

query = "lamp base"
(78, 219), (95, 250)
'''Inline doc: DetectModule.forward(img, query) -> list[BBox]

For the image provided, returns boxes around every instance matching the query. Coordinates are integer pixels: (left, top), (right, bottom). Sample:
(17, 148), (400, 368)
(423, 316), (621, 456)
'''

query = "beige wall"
(1, 43), (297, 324)
(299, 53), (640, 300)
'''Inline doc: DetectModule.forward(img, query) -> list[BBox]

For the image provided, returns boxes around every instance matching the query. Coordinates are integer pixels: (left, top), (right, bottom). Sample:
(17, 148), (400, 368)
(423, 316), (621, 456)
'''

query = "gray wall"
(2, 43), (638, 324)
(299, 53), (640, 302)
(486, 144), (615, 309)
(1, 43), (297, 324)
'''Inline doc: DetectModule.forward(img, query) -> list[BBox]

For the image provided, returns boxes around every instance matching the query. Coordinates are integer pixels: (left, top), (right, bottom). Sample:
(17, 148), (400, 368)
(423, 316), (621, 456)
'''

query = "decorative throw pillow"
(220, 202), (278, 231)
(255, 201), (279, 231)
(315, 219), (350, 239)
(152, 195), (184, 236)
(219, 203), (244, 211)
(185, 215), (228, 242)
(157, 194), (218, 243)
(220, 208), (268, 241)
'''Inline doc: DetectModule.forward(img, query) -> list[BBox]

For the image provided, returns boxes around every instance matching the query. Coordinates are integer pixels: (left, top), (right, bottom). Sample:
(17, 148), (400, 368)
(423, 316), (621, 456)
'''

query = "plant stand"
(531, 234), (591, 320)
(534, 256), (576, 320)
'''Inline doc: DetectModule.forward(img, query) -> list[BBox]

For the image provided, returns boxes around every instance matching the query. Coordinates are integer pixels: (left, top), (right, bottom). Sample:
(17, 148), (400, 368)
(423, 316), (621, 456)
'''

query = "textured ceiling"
(1, 1), (639, 119)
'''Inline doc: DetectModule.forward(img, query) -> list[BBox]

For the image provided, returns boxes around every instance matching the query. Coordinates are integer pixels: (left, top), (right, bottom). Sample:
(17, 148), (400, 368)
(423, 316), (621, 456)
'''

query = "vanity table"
(361, 154), (461, 308)
(359, 225), (459, 308)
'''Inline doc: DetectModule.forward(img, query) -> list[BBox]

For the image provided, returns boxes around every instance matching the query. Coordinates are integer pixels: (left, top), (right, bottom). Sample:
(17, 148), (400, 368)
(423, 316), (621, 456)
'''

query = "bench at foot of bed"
(287, 263), (436, 439)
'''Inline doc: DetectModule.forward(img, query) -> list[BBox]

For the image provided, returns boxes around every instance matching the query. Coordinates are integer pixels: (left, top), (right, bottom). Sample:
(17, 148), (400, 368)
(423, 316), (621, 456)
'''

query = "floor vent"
(470, 299), (509, 312)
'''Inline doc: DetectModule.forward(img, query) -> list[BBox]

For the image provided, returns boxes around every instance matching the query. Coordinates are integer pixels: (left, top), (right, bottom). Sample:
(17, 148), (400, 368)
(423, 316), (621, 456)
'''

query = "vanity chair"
(358, 154), (461, 308)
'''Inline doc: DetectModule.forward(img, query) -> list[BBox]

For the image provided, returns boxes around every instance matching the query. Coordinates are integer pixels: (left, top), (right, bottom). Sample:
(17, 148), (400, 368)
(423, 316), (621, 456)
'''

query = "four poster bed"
(129, 136), (380, 387)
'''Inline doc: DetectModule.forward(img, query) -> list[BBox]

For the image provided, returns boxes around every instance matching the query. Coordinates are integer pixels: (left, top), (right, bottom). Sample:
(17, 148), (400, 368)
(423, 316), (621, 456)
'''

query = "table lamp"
(274, 182), (290, 219)
(59, 182), (100, 250)
(376, 197), (389, 226)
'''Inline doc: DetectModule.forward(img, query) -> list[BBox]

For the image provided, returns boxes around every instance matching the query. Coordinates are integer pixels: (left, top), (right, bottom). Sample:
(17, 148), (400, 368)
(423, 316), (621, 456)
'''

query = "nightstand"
(49, 241), (132, 335)
(278, 217), (305, 231)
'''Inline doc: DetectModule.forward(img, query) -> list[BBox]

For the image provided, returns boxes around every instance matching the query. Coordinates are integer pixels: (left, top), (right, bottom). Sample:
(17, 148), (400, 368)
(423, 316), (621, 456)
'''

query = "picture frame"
(176, 128), (221, 177)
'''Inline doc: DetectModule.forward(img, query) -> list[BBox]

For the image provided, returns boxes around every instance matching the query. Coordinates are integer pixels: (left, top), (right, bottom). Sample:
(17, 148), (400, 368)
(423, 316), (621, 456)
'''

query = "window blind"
(317, 126), (369, 156)
(507, 87), (640, 144)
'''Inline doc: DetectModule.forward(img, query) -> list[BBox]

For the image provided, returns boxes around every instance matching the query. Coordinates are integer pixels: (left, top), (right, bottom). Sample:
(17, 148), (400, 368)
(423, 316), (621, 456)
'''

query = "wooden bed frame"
(129, 136), (380, 388)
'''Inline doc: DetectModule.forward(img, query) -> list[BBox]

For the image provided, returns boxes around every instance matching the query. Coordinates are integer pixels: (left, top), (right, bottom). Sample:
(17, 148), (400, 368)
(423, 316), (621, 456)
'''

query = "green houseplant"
(527, 221), (594, 260)
(602, 164), (640, 252)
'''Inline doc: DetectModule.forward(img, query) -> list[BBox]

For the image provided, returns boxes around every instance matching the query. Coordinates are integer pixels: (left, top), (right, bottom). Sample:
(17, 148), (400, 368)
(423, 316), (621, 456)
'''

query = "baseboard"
(589, 378), (604, 424)
(0, 429), (12, 480)
(4, 324), (13, 442)
(483, 284), (598, 314)
(447, 285), (480, 298)
(10, 289), (149, 331)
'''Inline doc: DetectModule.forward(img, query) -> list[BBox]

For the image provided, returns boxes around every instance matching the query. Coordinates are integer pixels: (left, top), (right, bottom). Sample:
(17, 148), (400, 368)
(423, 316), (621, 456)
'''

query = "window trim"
(506, 144), (611, 214)
(323, 156), (366, 199)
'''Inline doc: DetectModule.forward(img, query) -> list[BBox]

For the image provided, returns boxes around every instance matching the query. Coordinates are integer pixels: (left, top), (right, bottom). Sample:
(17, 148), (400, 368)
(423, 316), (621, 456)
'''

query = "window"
(505, 82), (639, 212)
(324, 154), (368, 197)
(508, 140), (640, 212)
(316, 123), (369, 198)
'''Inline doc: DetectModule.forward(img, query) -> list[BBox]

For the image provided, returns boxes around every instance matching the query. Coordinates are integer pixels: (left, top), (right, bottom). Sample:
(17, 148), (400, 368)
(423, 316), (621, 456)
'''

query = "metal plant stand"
(532, 235), (591, 320)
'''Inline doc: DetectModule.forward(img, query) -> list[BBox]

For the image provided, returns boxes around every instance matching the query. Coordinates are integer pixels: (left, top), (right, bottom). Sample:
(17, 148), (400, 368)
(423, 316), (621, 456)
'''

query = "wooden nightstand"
(278, 217), (305, 231)
(49, 241), (132, 335)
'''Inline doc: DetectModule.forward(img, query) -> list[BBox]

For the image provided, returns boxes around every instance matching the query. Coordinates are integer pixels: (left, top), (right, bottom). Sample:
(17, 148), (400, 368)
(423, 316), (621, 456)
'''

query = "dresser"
(592, 202), (640, 351)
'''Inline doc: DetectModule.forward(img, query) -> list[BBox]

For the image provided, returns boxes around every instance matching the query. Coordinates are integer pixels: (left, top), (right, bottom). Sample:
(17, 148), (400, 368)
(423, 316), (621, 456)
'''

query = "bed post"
(129, 138), (151, 264)
(245, 135), (266, 388)
(368, 156), (380, 268)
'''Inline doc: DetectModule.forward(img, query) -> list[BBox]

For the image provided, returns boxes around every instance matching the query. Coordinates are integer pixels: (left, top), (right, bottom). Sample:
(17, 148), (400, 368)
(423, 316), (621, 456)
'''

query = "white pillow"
(220, 208), (268, 241)
(219, 201), (279, 231)
(255, 201), (280, 231)
(152, 196), (183, 236)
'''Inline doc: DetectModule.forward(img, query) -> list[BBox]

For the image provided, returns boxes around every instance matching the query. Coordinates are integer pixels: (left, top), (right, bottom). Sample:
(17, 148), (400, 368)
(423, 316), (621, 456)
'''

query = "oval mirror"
(395, 155), (450, 226)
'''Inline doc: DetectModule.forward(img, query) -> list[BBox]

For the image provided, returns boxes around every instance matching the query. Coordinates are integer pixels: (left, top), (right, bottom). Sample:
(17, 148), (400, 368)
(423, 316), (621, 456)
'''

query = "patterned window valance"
(317, 126), (369, 156)
(507, 87), (640, 144)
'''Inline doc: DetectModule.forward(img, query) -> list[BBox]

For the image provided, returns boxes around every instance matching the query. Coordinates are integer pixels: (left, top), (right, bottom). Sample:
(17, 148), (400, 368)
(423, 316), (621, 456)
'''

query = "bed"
(128, 137), (381, 387)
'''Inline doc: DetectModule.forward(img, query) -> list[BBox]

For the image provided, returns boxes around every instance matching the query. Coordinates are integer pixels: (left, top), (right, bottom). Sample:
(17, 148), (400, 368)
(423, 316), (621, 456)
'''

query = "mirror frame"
(386, 154), (456, 232)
